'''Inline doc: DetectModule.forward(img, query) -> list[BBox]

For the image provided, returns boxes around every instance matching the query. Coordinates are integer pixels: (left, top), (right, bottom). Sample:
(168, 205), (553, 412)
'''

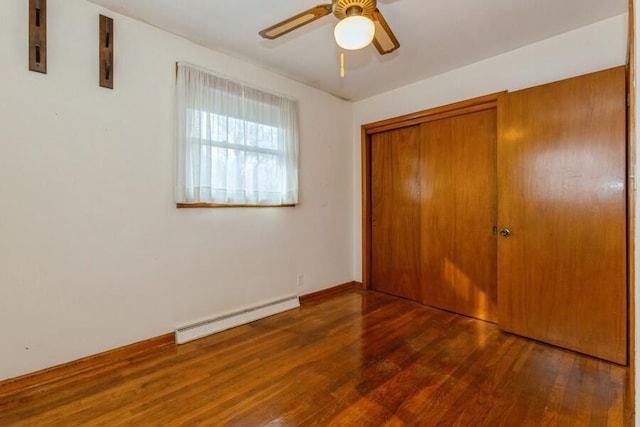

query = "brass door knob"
(500, 228), (511, 237)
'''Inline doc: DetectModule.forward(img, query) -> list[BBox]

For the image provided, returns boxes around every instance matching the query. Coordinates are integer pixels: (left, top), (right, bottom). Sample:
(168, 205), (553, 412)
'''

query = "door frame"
(627, 0), (636, 411)
(360, 93), (501, 290)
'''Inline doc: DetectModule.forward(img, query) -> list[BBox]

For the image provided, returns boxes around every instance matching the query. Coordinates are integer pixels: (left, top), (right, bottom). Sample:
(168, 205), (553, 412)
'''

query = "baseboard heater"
(175, 295), (300, 344)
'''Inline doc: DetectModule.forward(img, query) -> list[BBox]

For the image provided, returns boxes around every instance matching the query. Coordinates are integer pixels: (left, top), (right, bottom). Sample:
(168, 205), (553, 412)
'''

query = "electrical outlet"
(297, 274), (304, 287)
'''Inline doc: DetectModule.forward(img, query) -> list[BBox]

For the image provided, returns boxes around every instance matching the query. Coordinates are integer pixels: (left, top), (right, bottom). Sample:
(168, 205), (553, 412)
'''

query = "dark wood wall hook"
(99, 15), (114, 89)
(29, 0), (47, 73)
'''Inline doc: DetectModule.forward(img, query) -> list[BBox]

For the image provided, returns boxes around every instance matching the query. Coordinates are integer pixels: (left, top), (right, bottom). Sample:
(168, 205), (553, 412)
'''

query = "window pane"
(176, 63), (298, 205)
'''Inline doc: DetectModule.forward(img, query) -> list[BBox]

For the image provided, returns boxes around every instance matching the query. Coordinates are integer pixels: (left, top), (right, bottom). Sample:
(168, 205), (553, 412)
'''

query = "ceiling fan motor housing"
(333, 0), (376, 19)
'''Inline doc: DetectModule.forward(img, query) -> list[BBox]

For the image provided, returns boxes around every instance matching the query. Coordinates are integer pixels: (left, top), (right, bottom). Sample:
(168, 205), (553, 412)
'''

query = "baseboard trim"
(0, 333), (174, 398)
(299, 281), (363, 305)
(1, 281), (364, 396)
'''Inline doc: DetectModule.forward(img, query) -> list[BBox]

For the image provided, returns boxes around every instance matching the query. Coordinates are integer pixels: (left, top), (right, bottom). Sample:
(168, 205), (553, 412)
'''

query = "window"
(175, 63), (299, 206)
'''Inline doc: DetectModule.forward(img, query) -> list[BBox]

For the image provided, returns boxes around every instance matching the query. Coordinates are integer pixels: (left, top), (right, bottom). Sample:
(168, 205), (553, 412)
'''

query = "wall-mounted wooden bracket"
(29, 0), (47, 73)
(99, 15), (114, 89)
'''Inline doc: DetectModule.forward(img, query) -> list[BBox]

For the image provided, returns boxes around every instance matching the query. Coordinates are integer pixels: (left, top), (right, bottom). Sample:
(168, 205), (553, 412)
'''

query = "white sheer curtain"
(175, 63), (299, 205)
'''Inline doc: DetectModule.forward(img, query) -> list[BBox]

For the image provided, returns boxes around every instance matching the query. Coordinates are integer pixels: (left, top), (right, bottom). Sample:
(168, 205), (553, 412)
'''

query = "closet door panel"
(497, 67), (627, 364)
(420, 109), (498, 322)
(371, 126), (422, 301)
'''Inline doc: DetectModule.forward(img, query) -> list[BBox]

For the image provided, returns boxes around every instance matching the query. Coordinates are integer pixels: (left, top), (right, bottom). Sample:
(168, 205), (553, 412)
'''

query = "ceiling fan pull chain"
(340, 52), (345, 78)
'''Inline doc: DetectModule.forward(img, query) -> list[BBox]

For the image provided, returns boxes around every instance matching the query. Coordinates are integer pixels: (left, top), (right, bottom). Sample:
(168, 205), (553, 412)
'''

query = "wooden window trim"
(176, 203), (296, 208)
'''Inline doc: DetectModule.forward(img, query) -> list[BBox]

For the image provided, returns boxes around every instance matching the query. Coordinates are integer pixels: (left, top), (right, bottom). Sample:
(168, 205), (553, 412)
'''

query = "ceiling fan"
(259, 0), (400, 54)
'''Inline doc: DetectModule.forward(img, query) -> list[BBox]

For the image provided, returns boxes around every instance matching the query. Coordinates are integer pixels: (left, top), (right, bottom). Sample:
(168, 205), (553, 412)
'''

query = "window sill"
(176, 203), (296, 209)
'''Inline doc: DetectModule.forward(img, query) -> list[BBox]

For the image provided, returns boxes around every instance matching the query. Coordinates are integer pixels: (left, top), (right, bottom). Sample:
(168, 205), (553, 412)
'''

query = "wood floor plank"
(0, 290), (631, 426)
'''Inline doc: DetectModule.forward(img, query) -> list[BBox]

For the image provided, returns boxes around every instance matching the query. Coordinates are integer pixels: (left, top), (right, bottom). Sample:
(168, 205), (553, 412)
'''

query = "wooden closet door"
(420, 110), (498, 322)
(371, 126), (422, 302)
(497, 67), (627, 364)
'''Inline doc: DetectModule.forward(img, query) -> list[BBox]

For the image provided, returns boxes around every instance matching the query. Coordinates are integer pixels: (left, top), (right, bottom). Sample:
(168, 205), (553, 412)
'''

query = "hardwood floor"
(0, 290), (631, 426)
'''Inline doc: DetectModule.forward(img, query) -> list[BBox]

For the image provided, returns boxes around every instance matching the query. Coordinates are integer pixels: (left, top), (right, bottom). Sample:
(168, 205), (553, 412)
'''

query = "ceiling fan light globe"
(334, 15), (375, 50)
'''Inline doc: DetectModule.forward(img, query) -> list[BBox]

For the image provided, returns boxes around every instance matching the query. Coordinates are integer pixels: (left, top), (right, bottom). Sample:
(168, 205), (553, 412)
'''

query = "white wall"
(352, 14), (629, 282)
(0, 0), (354, 380)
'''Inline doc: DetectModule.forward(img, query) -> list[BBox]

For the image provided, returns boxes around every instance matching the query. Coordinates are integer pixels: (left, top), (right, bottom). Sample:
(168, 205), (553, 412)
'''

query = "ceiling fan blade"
(371, 8), (400, 55)
(259, 5), (333, 40)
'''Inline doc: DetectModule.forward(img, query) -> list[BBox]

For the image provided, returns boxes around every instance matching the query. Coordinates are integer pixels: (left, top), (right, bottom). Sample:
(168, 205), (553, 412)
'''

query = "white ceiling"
(87, 0), (627, 101)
